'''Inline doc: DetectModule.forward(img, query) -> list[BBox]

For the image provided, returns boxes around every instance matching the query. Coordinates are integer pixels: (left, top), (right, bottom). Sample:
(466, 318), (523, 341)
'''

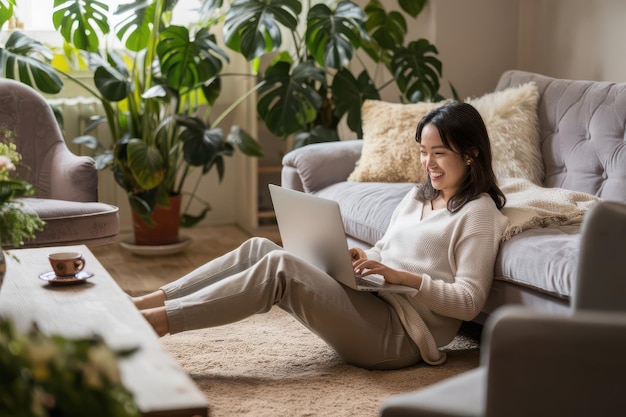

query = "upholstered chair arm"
(0, 78), (99, 202)
(281, 140), (363, 193)
(483, 306), (626, 417)
(380, 368), (486, 417)
(381, 306), (626, 417)
(45, 143), (98, 202)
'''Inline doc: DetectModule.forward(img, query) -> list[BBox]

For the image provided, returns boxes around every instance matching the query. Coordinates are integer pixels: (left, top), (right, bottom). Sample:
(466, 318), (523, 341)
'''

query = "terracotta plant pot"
(131, 194), (181, 246)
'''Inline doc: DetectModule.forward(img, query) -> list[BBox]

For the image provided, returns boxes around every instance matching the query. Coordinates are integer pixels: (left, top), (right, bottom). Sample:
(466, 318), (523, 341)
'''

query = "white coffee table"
(0, 245), (208, 417)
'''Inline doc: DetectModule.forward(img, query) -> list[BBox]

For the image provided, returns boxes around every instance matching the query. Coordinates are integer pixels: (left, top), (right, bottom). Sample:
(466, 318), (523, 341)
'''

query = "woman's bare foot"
(131, 290), (167, 310)
(141, 307), (170, 337)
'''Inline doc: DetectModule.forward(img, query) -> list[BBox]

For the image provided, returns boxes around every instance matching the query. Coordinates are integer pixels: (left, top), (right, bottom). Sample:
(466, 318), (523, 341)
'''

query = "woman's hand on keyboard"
(349, 247), (366, 261)
(352, 258), (422, 289)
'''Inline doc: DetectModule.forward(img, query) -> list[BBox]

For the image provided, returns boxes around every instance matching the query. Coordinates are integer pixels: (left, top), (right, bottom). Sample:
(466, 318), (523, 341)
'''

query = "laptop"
(268, 184), (416, 294)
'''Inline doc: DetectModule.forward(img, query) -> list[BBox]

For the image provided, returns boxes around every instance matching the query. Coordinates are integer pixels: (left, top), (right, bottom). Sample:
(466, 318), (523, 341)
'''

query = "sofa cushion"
(348, 100), (447, 183)
(18, 198), (120, 248)
(495, 225), (581, 299)
(348, 82), (543, 185)
(315, 182), (415, 245)
(466, 82), (544, 184)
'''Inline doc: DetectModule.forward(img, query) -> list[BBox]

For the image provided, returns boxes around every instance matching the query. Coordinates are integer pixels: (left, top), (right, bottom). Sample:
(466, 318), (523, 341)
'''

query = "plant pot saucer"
(120, 236), (192, 257)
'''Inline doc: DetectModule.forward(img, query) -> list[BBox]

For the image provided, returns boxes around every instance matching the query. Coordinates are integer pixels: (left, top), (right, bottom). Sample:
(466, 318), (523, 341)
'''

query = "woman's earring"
(466, 159), (472, 165)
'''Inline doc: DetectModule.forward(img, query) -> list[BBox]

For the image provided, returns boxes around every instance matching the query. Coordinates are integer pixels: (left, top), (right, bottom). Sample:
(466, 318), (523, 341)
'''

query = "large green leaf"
(114, 0), (168, 52)
(0, 32), (63, 94)
(201, 76), (222, 107)
(364, 1), (406, 52)
(94, 59), (132, 102)
(157, 26), (228, 93)
(293, 125), (339, 148)
(199, 0), (224, 19)
(0, 0), (15, 29)
(52, 0), (111, 52)
(227, 125), (264, 157)
(332, 68), (379, 138)
(127, 138), (165, 190)
(391, 39), (442, 102)
(224, 0), (301, 61)
(306, 1), (369, 69)
(257, 60), (325, 138)
(177, 118), (227, 167)
(399, 0), (427, 18)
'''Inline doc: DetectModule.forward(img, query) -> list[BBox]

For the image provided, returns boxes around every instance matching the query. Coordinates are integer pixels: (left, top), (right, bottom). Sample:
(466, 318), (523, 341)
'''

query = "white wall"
(433, 0), (626, 100)
(432, 0), (521, 98)
(518, 0), (626, 82)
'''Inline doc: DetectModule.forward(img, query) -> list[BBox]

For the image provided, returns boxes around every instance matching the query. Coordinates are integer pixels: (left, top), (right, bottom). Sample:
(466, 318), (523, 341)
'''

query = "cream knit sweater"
(364, 187), (509, 364)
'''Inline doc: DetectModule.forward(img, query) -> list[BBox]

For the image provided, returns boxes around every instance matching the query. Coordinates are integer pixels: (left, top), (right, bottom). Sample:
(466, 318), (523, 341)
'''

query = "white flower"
(0, 155), (16, 171)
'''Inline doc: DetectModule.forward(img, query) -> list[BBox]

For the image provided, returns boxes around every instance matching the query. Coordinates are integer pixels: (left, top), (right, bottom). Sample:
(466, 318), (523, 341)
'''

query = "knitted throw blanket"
(500, 178), (602, 241)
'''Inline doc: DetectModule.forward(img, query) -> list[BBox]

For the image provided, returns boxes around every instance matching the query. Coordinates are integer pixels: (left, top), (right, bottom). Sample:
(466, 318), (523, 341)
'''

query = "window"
(10, 0), (201, 45)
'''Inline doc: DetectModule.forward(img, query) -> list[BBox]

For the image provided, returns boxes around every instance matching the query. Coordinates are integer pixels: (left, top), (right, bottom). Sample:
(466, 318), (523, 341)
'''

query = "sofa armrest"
(281, 140), (363, 193)
(48, 144), (99, 202)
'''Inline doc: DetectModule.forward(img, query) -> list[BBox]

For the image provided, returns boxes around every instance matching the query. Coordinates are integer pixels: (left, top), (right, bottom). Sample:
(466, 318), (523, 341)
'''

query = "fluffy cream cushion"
(347, 100), (448, 182)
(466, 82), (543, 184)
(348, 82), (543, 184)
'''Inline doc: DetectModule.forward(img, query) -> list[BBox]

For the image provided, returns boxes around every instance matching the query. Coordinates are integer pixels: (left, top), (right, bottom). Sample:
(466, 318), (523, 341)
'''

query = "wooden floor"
(91, 225), (280, 296)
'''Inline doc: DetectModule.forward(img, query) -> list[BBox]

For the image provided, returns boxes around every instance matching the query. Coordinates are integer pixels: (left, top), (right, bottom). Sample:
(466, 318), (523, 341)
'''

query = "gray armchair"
(380, 201), (626, 417)
(0, 78), (119, 247)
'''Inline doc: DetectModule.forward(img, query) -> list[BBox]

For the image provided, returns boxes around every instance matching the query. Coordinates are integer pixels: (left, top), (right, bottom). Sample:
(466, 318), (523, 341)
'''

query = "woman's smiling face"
(419, 123), (470, 201)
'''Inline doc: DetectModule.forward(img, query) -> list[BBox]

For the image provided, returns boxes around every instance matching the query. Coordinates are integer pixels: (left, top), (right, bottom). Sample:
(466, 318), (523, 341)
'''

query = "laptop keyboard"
(356, 274), (385, 287)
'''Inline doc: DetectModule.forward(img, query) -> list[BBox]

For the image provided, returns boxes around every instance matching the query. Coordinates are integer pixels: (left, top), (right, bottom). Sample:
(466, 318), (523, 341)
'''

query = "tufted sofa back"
(496, 70), (626, 202)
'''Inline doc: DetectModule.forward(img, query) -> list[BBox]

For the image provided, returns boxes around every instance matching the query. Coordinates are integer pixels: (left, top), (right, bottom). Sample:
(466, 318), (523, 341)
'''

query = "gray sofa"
(281, 70), (626, 320)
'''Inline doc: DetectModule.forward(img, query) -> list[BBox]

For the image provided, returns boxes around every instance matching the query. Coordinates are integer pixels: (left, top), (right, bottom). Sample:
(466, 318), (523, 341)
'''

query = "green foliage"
(257, 59), (326, 137)
(224, 0), (302, 59)
(0, 0), (15, 29)
(0, 126), (44, 248)
(0, 318), (140, 417)
(305, 2), (369, 69)
(224, 0), (445, 143)
(1, 0), (262, 224)
(0, 0), (448, 222)
(0, 31), (63, 94)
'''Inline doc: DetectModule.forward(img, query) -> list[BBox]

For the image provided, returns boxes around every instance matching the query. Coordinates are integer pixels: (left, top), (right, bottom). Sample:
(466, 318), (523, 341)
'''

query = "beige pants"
(162, 237), (421, 370)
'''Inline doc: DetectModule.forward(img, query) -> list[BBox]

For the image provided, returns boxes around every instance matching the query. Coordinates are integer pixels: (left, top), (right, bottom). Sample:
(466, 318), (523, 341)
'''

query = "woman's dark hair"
(415, 101), (506, 212)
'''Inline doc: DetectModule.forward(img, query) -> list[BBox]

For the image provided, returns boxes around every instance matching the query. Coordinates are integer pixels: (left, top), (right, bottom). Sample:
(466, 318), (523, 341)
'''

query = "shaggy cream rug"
(160, 307), (481, 417)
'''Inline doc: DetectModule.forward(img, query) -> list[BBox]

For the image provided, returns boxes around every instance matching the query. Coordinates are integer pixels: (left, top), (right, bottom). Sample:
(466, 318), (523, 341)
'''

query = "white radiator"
(47, 96), (113, 156)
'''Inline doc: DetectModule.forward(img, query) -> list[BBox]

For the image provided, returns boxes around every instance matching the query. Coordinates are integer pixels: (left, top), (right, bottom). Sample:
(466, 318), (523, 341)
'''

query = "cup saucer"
(39, 270), (94, 284)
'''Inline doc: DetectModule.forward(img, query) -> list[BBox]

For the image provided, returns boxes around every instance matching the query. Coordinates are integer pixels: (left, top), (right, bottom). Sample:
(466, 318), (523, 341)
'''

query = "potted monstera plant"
(221, 0), (446, 146)
(0, 0), (447, 245)
(1, 0), (264, 246)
